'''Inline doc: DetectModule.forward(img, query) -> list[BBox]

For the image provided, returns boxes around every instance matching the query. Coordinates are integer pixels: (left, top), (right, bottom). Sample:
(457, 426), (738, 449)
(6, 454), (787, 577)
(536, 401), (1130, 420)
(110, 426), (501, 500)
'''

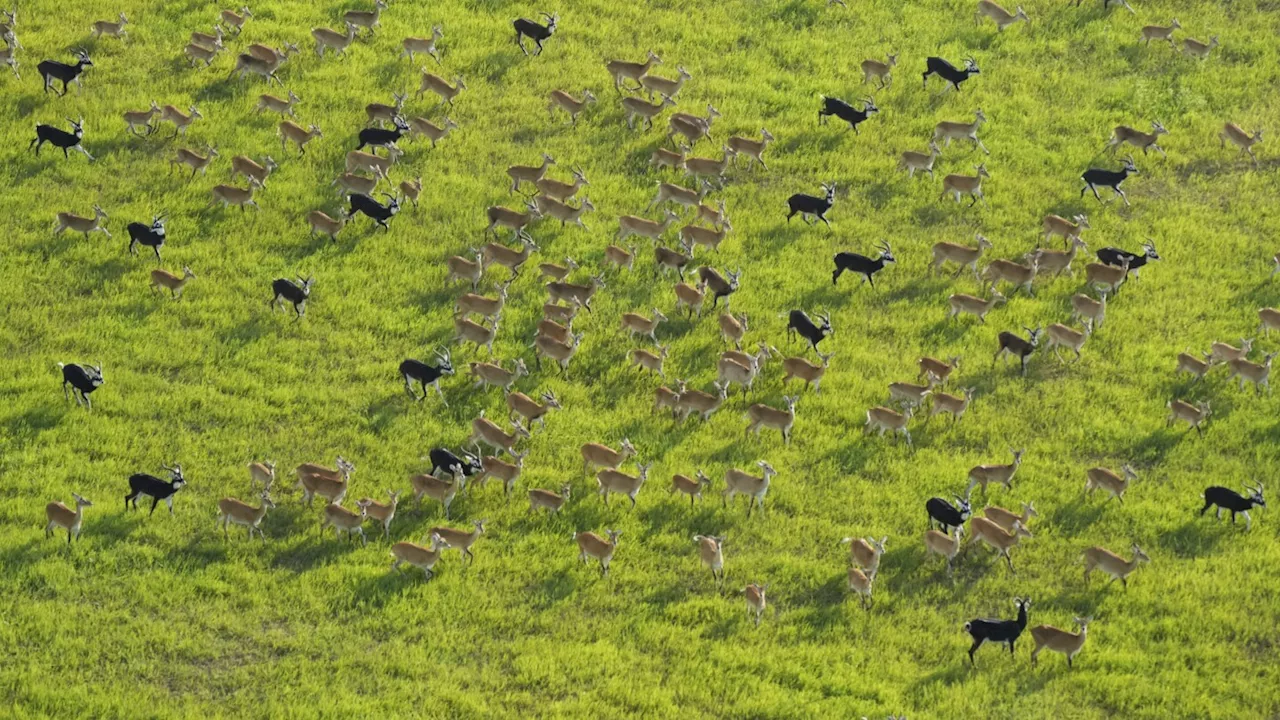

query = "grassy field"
(2, 0), (1280, 716)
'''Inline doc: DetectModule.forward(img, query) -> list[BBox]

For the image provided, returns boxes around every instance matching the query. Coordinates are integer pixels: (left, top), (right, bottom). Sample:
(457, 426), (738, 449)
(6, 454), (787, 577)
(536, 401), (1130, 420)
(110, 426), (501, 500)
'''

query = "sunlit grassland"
(1, 0), (1280, 716)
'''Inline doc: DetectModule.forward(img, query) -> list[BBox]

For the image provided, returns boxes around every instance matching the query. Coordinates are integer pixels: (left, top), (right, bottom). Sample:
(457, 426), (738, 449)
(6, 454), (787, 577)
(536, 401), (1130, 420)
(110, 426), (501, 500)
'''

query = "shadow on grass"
(1048, 498), (1106, 535)
(271, 533), (365, 571)
(1, 405), (65, 452)
(1155, 518), (1226, 558)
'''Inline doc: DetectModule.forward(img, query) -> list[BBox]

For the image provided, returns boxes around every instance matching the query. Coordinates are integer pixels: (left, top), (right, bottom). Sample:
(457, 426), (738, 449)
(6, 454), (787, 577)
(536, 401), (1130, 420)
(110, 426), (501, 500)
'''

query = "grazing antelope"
(1085, 257), (1130, 295)
(606, 50), (661, 92)
(621, 94), (676, 131)
(533, 332), (584, 375)
(408, 116), (459, 148)
(671, 469), (712, 505)
(216, 492), (275, 540)
(312, 24), (357, 57)
(684, 146), (734, 188)
(1083, 544), (1150, 588)
(651, 147), (685, 172)
(123, 101), (161, 136)
(841, 535), (887, 575)
(1181, 35), (1219, 60)
(673, 281), (705, 319)
(1031, 236), (1088, 278)
(535, 166), (589, 202)
(1030, 617), (1091, 668)
(446, 247), (483, 287)
(865, 406), (913, 445)
(248, 461), (275, 492)
(390, 533), (451, 580)
(718, 311), (747, 349)
(409, 466), (462, 517)
(745, 396), (798, 444)
(549, 89), (597, 125)
(677, 380), (728, 421)
(467, 357), (527, 394)
(1042, 214), (1090, 248)
(256, 90), (300, 117)
(597, 462), (653, 508)
(485, 202), (540, 242)
(507, 153), (555, 194)
(726, 129), (775, 169)
(1220, 124), (1263, 165)
(984, 257), (1037, 296)
(619, 210), (680, 244)
(948, 289), (1006, 324)
(417, 71), (466, 106)
(159, 105), (202, 137)
(1167, 399), (1211, 435)
(940, 164), (991, 206)
(476, 452), (527, 498)
(344, 0), (387, 35)
(969, 517), (1033, 574)
(230, 155), (277, 188)
(54, 206), (110, 240)
(782, 351), (833, 394)
(744, 583), (768, 626)
(621, 309), (667, 343)
(924, 525), (963, 574)
(528, 484), (571, 514)
(429, 519), (487, 565)
(1141, 19), (1181, 46)
(847, 567), (875, 609)
(1107, 121), (1169, 157)
(581, 439), (637, 476)
(1044, 322), (1091, 362)
(402, 26), (443, 64)
(861, 53), (898, 88)
(723, 461), (777, 516)
(1228, 352), (1276, 394)
(976, 1), (1028, 30)
(45, 493), (93, 544)
(693, 534), (726, 585)
(575, 529), (622, 576)
(919, 356), (961, 385)
(91, 12), (129, 40)
(1210, 337), (1253, 365)
(209, 182), (259, 212)
(967, 449), (1025, 495)
(506, 389), (560, 430)
(150, 266), (197, 299)
(629, 346), (668, 378)
(279, 122), (322, 156)
(320, 502), (369, 546)
(935, 109), (990, 154)
(931, 387), (976, 422)
(932, 233), (993, 280)
(984, 501), (1037, 532)
(546, 274), (605, 311)
(1175, 349), (1212, 381)
(306, 210), (346, 241)
(170, 144), (218, 177)
(220, 7), (252, 34)
(1071, 293), (1107, 332)
(899, 140), (942, 180)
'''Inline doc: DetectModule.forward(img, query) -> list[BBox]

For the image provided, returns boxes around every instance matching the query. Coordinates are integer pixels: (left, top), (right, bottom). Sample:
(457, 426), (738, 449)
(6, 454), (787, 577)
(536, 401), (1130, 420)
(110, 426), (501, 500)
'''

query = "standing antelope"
(548, 89), (597, 125)
(417, 71), (466, 106)
(924, 525), (963, 575)
(597, 462), (653, 509)
(1083, 544), (1150, 588)
(216, 492), (275, 540)
(744, 583), (768, 627)
(1071, 293), (1107, 332)
(694, 535), (726, 585)
(745, 396), (798, 444)
(320, 502), (369, 546)
(54, 206), (111, 240)
(969, 517), (1033, 574)
(429, 519), (487, 565)
(861, 53), (897, 88)
(718, 311), (747, 349)
(935, 109), (990, 154)
(671, 469), (712, 505)
(1220, 124), (1263, 165)
(1107, 121), (1169, 157)
(726, 129), (775, 169)
(841, 536), (887, 576)
(1030, 617), (1091, 668)
(967, 449), (1025, 495)
(932, 233), (993, 280)
(723, 461), (777, 516)
(528, 484), (571, 515)
(940, 164), (991, 206)
(575, 529), (622, 576)
(976, 1), (1028, 30)
(1167, 399), (1211, 435)
(865, 406), (913, 445)
(45, 493), (93, 544)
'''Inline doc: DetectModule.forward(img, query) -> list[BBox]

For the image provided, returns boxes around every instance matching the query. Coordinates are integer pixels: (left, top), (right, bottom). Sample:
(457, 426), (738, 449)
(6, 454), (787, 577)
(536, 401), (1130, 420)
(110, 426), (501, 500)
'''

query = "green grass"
(3, 0), (1280, 716)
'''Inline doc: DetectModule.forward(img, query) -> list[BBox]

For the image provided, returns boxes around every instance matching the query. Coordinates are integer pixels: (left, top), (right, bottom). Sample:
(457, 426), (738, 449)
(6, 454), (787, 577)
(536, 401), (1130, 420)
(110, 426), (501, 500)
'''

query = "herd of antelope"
(16, 0), (1273, 668)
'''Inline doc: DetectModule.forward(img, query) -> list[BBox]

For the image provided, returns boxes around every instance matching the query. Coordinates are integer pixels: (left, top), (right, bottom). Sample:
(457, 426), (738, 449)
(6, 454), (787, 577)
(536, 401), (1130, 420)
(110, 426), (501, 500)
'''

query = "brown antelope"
(694, 534), (726, 585)
(220, 7), (252, 34)
(673, 281), (705, 318)
(976, 0), (1028, 30)
(483, 237), (540, 278)
(669, 105), (722, 148)
(54, 206), (111, 240)
(298, 465), (352, 508)
(344, 0), (386, 35)
(865, 406), (913, 445)
(718, 312), (748, 349)
(940, 164), (991, 205)
(528, 484), (572, 514)
(931, 387), (976, 422)
(536, 195), (596, 230)
(538, 257), (577, 282)
(279, 122), (323, 156)
(535, 317), (572, 345)
(476, 451), (527, 498)
(681, 218), (733, 255)
(918, 356), (960, 385)
(546, 274), (605, 311)
(655, 240), (694, 279)
(346, 147), (402, 181)
(208, 182), (259, 212)
(548, 89), (597, 125)
(256, 90), (300, 117)
(1086, 464), (1138, 504)
(948, 289), (1006, 324)
(171, 144), (218, 177)
(935, 109), (990, 154)
(401, 26), (443, 64)
(983, 502), (1037, 532)
(621, 309), (668, 343)
(899, 140), (942, 180)
(1261, 307), (1280, 336)
(931, 233), (993, 280)
(967, 450), (1025, 495)
(409, 466), (462, 517)
(648, 181), (710, 213)
(1044, 323), (1091, 362)
(1210, 337), (1253, 365)
(604, 243), (636, 271)
(1042, 214), (1090, 248)
(150, 266), (197, 299)
(1175, 349), (1212, 381)
(357, 489), (400, 540)
(45, 493), (93, 544)
(231, 52), (284, 86)
(1085, 257), (1130, 295)
(190, 24), (224, 49)
(684, 146), (734, 188)
(597, 462), (653, 508)
(726, 129), (775, 170)
(123, 101), (161, 136)
(543, 299), (581, 324)
(1167, 399), (1211, 435)
(621, 94), (676, 131)
(1141, 19), (1180, 46)
(332, 169), (376, 195)
(399, 177), (422, 209)
(671, 469), (712, 505)
(506, 389), (560, 429)
(534, 332), (584, 375)
(306, 210), (346, 241)
(1083, 544), (1150, 588)
(654, 384), (682, 417)
(968, 517), (1033, 574)
(1030, 618), (1093, 670)
(606, 50), (661, 91)
(365, 91), (407, 128)
(312, 24), (356, 57)
(429, 519), (487, 565)
(485, 202), (540, 241)
(861, 53), (897, 88)
(840, 536), (887, 576)
(744, 583), (768, 626)
(469, 413), (530, 457)
(407, 116), (459, 149)
(677, 380), (728, 421)
(782, 351), (833, 394)
(640, 65), (692, 102)
(724, 461), (777, 516)
(417, 71), (467, 107)
(321, 501), (369, 545)
(247, 460), (275, 492)
(847, 567), (875, 610)
(0, 42), (19, 78)
(630, 346), (668, 378)
(455, 283), (509, 323)
(231, 155), (278, 188)
(390, 533), (451, 580)
(1107, 121), (1169, 157)
(1228, 352), (1276, 394)
(1181, 35), (1219, 60)
(1070, 292), (1107, 332)
(247, 42), (298, 66)
(91, 12), (129, 40)
(984, 256), (1038, 296)
(745, 396), (798, 444)
(1220, 123), (1263, 165)
(159, 105), (202, 136)
(619, 210), (680, 244)
(888, 379), (935, 409)
(455, 312), (500, 355)
(581, 439), (637, 475)
(924, 526), (963, 574)
(575, 529), (622, 576)
(651, 147), (686, 172)
(719, 344), (772, 395)
(1031, 236), (1088, 277)
(507, 152), (555, 193)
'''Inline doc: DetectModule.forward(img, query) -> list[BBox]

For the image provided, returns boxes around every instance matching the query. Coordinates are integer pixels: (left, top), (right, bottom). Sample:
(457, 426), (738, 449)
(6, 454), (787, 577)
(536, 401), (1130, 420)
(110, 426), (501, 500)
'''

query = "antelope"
(969, 517), (1033, 574)
(1086, 464), (1138, 504)
(1141, 19), (1180, 46)
(408, 116), (459, 148)
(619, 210), (680, 244)
(669, 104), (722, 147)
(1168, 399), (1211, 435)
(648, 181), (710, 213)
(948, 289), (1006, 323)
(940, 164), (991, 206)
(279, 122), (322, 155)
(528, 484), (571, 514)
(694, 535), (726, 585)
(344, 0), (387, 35)
(597, 462), (653, 508)
(677, 380), (728, 421)
(1083, 544), (1150, 588)
(429, 519), (487, 565)
(485, 202), (541, 241)
(684, 146), (734, 188)
(537, 167), (589, 202)
(231, 155), (277, 188)
(864, 406), (913, 445)
(220, 7), (252, 35)
(1107, 121), (1169, 157)
(931, 387), (976, 422)
(1085, 257), (1130, 295)
(345, 150), (402, 185)
(0, 38), (18, 79)
(1071, 292), (1107, 332)
(967, 450), (1025, 495)
(985, 257), (1037, 297)
(726, 128), (775, 169)
(621, 94), (676, 131)
(506, 389), (560, 429)
(54, 206), (111, 240)
(846, 567), (875, 609)
(533, 332), (584, 375)
(150, 266), (197, 299)
(455, 286), (509, 323)
(45, 493), (93, 544)
(861, 53), (898, 88)
(365, 91), (407, 128)
(640, 64), (692, 102)
(390, 533), (451, 580)
(719, 311), (747, 349)
(745, 396), (798, 444)
(231, 53), (283, 86)
(1210, 338), (1253, 365)
(297, 462), (353, 508)
(247, 42), (297, 66)
(1220, 124), (1263, 165)
(1030, 617), (1091, 668)
(483, 237), (540, 277)
(1181, 35), (1219, 60)
(976, 1), (1027, 30)
(402, 26), (443, 64)
(888, 380), (935, 410)
(841, 535), (887, 576)
(671, 469), (712, 505)
(621, 308), (667, 343)
(935, 109), (990, 154)
(650, 147), (685, 172)
(655, 240), (694, 279)
(535, 317), (572, 345)
(507, 152), (555, 193)
(723, 461), (777, 516)
(398, 177), (423, 210)
(984, 502), (1037, 532)
(536, 195), (595, 230)
(469, 413), (531, 457)
(744, 583), (768, 626)
(925, 525), (963, 574)
(673, 281), (705, 318)
(919, 356), (961, 385)
(1043, 214), (1090, 248)
(190, 24), (224, 49)
(445, 247), (483, 290)
(1175, 349), (1213, 381)
(476, 452), (527, 498)
(209, 182), (259, 212)
(606, 49), (661, 92)
(782, 351), (833, 394)
(695, 199), (728, 229)
(546, 274), (605, 311)
(719, 343), (772, 393)
(312, 24), (356, 57)
(306, 210), (346, 241)
(1044, 323), (1091, 362)
(216, 492), (274, 540)
(629, 346), (668, 378)
(931, 233), (992, 280)
(1032, 236), (1088, 277)
(1228, 352), (1276, 394)
(654, 384), (682, 417)
(170, 144), (218, 177)
(455, 317), (498, 355)
(320, 502), (369, 546)
(90, 12), (129, 40)
(543, 299), (581, 323)
(159, 105), (202, 136)
(469, 358), (527, 392)
(575, 529), (622, 576)
(123, 101), (161, 136)
(256, 90), (300, 117)
(548, 89), (597, 125)
(417, 71), (466, 106)
(409, 466), (462, 517)
(581, 439), (637, 475)
(248, 461), (275, 492)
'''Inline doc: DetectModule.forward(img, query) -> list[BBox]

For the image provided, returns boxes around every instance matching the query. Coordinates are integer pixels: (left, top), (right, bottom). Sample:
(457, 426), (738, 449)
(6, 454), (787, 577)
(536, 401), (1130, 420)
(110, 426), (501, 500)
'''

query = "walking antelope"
(671, 469), (712, 505)
(482, 237), (540, 277)
(899, 140), (942, 179)
(864, 406), (913, 445)
(408, 116), (459, 148)
(536, 195), (596, 230)
(390, 533), (451, 580)
(673, 281), (705, 319)
(344, 0), (387, 35)
(931, 387), (976, 422)
(0, 39), (17, 79)
(841, 535), (887, 576)
(744, 583), (768, 626)
(548, 89), (597, 125)
(360, 491), (400, 540)
(248, 461), (275, 492)
(976, 1), (1028, 30)
(1085, 464), (1138, 504)
(669, 105), (722, 147)
(1141, 19), (1180, 46)
(1081, 156), (1139, 206)
(932, 233), (992, 280)
(536, 167), (589, 202)
(183, 43), (222, 68)
(1209, 337), (1253, 365)
(1167, 399), (1211, 435)
(621, 94), (676, 131)
(619, 210), (680, 244)
(546, 274), (605, 311)
(718, 343), (772, 396)
(1030, 617), (1091, 668)
(158, 104), (203, 136)
(1031, 236), (1088, 277)
(306, 211), (345, 241)
(918, 356), (960, 385)
(629, 346), (668, 378)
(279, 122), (323, 155)
(782, 351), (833, 394)
(416, 71), (467, 106)
(364, 91), (407, 128)
(312, 25), (357, 57)
(150, 266), (197, 299)
(693, 535), (726, 585)
(1181, 35), (1219, 60)
(969, 517), (1033, 574)
(123, 101), (162, 136)
(639, 65), (692, 102)
(581, 439), (637, 475)
(574, 529), (622, 576)
(745, 396), (798, 444)
(506, 389), (560, 429)
(1042, 214), (1090, 248)
(621, 309), (668, 343)
(216, 492), (275, 540)
(230, 155), (277, 188)
(655, 240), (695, 280)
(934, 109), (990, 154)
(54, 206), (111, 240)
(726, 129), (775, 169)
(1259, 307), (1280, 337)
(861, 53), (897, 88)
(535, 317), (572, 345)
(984, 502), (1037, 532)
(1201, 483), (1266, 531)
(45, 493), (93, 544)
(409, 466), (462, 517)
(964, 597), (1030, 665)
(651, 147), (686, 172)
(924, 526), (963, 574)
(847, 567), (875, 609)
(320, 502), (369, 546)
(723, 461), (777, 516)
(984, 256), (1037, 296)
(1107, 121), (1168, 157)
(256, 90), (300, 117)
(1085, 257), (1130, 295)
(485, 202), (540, 241)
(597, 462), (654, 508)
(677, 381), (728, 421)
(967, 449), (1025, 495)
(1044, 323), (1091, 362)
(468, 413), (531, 457)
(1083, 544), (1150, 587)
(655, 384), (681, 417)
(543, 299), (581, 324)
(533, 332), (584, 375)
(171, 144), (218, 177)
(940, 164), (991, 205)
(1071, 293), (1107, 332)
(718, 311), (747, 349)
(1227, 352), (1276, 394)
(528, 484), (571, 514)
(1220, 124), (1263, 165)
(1175, 349), (1212, 381)
(476, 452), (528, 498)
(402, 26), (444, 64)
(507, 152), (555, 193)
(468, 358), (527, 392)
(220, 7), (252, 34)
(296, 458), (353, 507)
(209, 182), (259, 212)
(454, 284), (507, 321)
(888, 379), (935, 410)
(190, 25), (224, 49)
(606, 50), (661, 92)
(90, 13), (129, 40)
(429, 519), (487, 565)
(948, 289), (1006, 324)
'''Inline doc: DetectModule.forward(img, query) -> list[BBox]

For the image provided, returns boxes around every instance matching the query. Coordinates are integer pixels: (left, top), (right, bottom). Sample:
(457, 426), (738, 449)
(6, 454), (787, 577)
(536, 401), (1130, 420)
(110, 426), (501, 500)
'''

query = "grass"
(2, 0), (1280, 716)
